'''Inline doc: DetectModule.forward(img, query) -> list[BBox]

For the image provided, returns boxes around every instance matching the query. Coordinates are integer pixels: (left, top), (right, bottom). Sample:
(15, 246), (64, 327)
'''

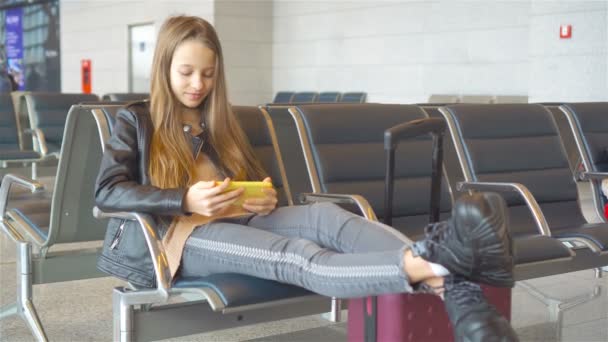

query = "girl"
(95, 15), (518, 341)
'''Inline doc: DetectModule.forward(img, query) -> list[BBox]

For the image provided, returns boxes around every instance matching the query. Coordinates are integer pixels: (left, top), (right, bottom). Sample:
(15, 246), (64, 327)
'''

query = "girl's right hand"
(184, 178), (244, 216)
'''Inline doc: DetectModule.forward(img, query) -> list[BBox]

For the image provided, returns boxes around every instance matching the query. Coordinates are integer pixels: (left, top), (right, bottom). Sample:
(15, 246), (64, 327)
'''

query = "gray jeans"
(181, 202), (414, 298)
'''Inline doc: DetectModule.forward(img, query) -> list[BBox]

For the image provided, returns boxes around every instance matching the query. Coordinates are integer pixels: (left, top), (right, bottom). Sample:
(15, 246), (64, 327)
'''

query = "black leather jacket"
(95, 101), (188, 287)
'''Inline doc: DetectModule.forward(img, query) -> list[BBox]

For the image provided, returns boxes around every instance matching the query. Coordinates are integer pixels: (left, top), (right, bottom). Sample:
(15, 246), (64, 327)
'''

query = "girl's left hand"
(242, 177), (277, 216)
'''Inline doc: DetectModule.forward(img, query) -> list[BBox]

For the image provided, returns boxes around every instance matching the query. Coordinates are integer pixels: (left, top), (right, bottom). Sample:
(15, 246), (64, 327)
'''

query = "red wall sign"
(81, 59), (92, 94)
(560, 25), (572, 39)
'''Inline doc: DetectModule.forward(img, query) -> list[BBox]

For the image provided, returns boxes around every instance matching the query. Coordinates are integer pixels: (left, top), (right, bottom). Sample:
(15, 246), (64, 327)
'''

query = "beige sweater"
(162, 154), (248, 279)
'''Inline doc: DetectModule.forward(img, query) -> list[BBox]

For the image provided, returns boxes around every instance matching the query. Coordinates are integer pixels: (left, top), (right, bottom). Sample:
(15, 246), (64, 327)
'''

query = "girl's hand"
(184, 178), (244, 216)
(242, 177), (277, 216)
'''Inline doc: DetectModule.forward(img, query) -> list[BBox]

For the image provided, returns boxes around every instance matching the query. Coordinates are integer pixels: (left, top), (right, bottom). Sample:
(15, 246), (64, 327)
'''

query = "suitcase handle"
(383, 118), (446, 226)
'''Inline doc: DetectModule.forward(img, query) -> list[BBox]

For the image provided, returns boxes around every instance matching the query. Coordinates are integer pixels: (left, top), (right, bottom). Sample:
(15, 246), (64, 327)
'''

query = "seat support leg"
(520, 281), (600, 339)
(114, 289), (134, 342)
(330, 297), (342, 322)
(31, 162), (38, 180)
(17, 241), (48, 341)
(595, 267), (603, 278)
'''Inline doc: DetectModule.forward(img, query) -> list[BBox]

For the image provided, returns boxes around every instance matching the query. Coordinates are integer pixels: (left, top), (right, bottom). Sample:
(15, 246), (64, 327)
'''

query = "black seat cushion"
(173, 273), (314, 307)
(551, 223), (608, 251)
(513, 235), (572, 264)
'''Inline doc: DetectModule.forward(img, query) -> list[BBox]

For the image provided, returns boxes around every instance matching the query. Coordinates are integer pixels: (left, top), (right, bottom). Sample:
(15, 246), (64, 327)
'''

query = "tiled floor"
(1, 230), (607, 341)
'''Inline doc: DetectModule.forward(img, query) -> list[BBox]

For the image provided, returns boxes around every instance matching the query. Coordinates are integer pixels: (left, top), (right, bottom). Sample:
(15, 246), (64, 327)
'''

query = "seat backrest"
(25, 92), (99, 154)
(292, 103), (452, 238)
(10, 91), (31, 149)
(419, 105), (465, 193)
(339, 92), (366, 103)
(0, 92), (20, 151)
(428, 94), (459, 104)
(261, 105), (314, 204)
(442, 104), (585, 236)
(318, 92), (341, 103)
(232, 106), (292, 207)
(561, 103), (608, 173)
(494, 95), (528, 104)
(292, 92), (318, 103)
(560, 102), (608, 219)
(45, 105), (123, 245)
(273, 91), (295, 104)
(544, 104), (580, 174)
(460, 95), (495, 104)
(102, 93), (149, 102)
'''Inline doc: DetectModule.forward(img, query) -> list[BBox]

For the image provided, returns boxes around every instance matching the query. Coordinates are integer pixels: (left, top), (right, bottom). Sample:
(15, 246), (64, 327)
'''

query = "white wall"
(61, 0), (608, 104)
(214, 1), (273, 105)
(272, 0), (531, 104)
(529, 0), (608, 102)
(60, 0), (215, 97)
(61, 0), (274, 105)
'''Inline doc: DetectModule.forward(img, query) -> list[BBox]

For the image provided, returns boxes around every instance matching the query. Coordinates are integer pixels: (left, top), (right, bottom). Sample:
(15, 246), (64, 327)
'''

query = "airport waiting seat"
(559, 102), (608, 221)
(93, 105), (340, 342)
(440, 104), (608, 280)
(317, 92), (341, 102)
(102, 93), (149, 102)
(288, 104), (453, 236)
(339, 92), (366, 103)
(288, 103), (510, 341)
(292, 92), (318, 103)
(0, 104), (121, 341)
(272, 91), (295, 103)
(24, 92), (99, 157)
(0, 93), (51, 179)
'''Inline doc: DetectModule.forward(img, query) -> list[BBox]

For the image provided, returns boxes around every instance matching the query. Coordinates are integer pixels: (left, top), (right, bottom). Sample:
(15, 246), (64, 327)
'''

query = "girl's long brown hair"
(148, 15), (265, 189)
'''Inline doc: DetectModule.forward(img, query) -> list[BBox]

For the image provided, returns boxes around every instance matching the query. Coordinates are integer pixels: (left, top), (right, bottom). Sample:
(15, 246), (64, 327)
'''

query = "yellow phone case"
(216, 181), (274, 205)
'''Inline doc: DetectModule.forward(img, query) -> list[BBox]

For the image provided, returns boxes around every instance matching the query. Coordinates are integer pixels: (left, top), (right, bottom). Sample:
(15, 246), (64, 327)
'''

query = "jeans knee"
(311, 201), (343, 217)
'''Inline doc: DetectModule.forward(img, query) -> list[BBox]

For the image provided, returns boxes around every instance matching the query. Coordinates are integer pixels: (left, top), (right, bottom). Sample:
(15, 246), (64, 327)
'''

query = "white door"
(129, 23), (154, 93)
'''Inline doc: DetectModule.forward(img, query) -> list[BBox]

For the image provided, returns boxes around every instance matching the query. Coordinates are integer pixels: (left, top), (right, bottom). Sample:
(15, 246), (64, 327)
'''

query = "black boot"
(412, 192), (514, 287)
(444, 275), (519, 342)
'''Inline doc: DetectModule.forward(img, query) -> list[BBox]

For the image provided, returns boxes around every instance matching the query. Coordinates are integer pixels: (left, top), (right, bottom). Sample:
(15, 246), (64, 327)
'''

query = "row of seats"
(273, 91), (366, 103)
(428, 94), (529, 104)
(263, 103), (608, 279)
(0, 92), (148, 179)
(1, 98), (607, 341)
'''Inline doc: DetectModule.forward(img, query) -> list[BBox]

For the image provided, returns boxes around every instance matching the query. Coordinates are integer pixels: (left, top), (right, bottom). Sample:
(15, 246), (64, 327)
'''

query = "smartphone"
(216, 181), (274, 205)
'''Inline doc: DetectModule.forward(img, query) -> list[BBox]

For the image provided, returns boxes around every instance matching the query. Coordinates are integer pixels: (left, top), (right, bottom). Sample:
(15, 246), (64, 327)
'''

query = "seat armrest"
(299, 193), (378, 221)
(93, 207), (171, 301)
(457, 181), (551, 236)
(23, 128), (49, 157)
(0, 174), (45, 221)
(579, 172), (608, 181)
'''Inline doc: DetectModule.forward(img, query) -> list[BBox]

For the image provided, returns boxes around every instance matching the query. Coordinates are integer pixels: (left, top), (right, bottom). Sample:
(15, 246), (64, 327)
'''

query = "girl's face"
(170, 39), (216, 109)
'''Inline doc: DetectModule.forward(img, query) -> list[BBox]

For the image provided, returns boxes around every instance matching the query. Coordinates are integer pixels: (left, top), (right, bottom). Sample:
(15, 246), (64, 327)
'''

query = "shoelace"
(445, 277), (484, 307)
(423, 221), (462, 262)
(424, 221), (450, 245)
